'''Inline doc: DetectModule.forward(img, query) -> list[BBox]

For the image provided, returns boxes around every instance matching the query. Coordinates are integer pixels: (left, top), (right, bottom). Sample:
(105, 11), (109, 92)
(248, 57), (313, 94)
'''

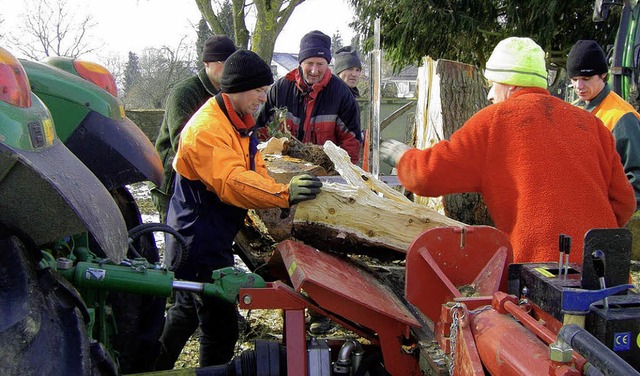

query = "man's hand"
(380, 139), (411, 168)
(289, 174), (323, 205)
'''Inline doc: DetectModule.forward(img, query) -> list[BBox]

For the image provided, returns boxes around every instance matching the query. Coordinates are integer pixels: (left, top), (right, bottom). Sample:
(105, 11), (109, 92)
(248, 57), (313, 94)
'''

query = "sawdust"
(457, 284), (480, 297)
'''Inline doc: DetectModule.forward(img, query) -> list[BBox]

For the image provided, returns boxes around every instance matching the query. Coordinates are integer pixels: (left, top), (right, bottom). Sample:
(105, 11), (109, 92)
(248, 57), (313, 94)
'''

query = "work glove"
(289, 174), (323, 205)
(380, 139), (411, 168)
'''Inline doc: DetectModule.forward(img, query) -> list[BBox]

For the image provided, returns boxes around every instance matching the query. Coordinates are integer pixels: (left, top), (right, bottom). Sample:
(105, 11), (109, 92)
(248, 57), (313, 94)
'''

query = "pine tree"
(196, 18), (213, 68)
(123, 52), (141, 94)
(332, 31), (344, 52)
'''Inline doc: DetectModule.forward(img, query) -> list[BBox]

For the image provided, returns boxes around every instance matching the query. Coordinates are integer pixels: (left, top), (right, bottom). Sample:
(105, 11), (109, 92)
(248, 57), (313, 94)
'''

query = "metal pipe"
(559, 324), (640, 376)
(336, 340), (363, 365)
(172, 280), (204, 293)
(368, 18), (382, 178)
(503, 300), (556, 344)
(503, 300), (589, 372)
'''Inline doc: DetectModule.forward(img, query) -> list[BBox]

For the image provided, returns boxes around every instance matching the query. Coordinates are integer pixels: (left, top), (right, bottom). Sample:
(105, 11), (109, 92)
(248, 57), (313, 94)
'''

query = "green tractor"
(16, 53), (170, 374)
(0, 46), (130, 374)
(0, 46), (267, 375)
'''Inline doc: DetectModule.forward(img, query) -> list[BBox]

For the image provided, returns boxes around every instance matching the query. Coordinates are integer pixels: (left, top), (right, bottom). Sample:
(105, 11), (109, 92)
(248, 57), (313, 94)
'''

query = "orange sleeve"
(174, 105), (290, 209)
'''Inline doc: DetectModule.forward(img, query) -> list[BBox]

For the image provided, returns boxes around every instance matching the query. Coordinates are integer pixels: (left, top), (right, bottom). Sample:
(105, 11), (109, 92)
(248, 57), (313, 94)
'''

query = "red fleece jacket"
(396, 88), (636, 264)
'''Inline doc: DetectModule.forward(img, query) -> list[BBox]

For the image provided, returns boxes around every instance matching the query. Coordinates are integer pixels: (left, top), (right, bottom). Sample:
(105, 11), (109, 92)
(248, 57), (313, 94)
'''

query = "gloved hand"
(380, 139), (411, 168)
(289, 174), (323, 205)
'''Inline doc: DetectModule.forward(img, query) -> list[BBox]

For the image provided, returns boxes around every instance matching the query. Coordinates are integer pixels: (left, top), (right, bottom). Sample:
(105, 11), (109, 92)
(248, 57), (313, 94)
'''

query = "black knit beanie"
(566, 40), (608, 78)
(298, 30), (332, 63)
(221, 50), (274, 93)
(334, 46), (361, 74)
(202, 35), (237, 62)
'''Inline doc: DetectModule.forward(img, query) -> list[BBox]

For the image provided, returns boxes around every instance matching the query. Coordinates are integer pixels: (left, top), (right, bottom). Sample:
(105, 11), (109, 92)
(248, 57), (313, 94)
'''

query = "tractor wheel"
(90, 186), (165, 373)
(0, 233), (118, 375)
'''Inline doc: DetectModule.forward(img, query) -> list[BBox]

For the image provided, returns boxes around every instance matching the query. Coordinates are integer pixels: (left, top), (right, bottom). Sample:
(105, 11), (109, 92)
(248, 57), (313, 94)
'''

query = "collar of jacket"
(215, 93), (257, 136)
(508, 86), (550, 100)
(198, 67), (220, 96)
(285, 66), (332, 99)
(581, 84), (610, 112)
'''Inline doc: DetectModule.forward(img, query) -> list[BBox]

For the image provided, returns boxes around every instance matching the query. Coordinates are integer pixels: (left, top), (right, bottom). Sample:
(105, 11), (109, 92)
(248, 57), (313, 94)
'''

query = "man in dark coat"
(334, 45), (362, 97)
(256, 30), (362, 164)
(151, 35), (237, 223)
(156, 50), (322, 369)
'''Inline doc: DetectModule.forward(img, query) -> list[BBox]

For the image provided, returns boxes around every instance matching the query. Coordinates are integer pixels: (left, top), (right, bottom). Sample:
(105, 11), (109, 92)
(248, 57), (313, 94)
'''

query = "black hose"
(127, 223), (187, 271)
(558, 324), (640, 376)
(354, 350), (391, 376)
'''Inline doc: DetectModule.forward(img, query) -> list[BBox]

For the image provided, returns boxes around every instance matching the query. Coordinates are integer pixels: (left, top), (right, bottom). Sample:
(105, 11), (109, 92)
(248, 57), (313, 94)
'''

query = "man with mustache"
(257, 30), (363, 164)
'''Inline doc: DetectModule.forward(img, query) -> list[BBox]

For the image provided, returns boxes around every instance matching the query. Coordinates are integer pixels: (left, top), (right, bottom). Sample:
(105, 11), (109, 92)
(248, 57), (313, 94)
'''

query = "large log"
(292, 142), (464, 255)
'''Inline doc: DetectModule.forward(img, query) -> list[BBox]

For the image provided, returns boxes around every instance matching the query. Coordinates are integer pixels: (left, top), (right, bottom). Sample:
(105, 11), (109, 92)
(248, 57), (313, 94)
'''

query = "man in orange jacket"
(156, 50), (322, 369)
(567, 40), (640, 209)
(380, 37), (636, 264)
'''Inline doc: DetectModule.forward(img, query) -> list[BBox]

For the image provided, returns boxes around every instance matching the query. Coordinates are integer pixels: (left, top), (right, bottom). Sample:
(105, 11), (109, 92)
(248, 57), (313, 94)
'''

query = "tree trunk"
(292, 142), (464, 255)
(414, 58), (493, 225)
(235, 141), (465, 271)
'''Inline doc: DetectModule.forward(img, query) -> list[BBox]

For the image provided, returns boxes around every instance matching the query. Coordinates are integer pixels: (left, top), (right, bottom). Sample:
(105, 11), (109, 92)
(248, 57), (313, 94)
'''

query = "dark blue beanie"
(298, 30), (332, 64)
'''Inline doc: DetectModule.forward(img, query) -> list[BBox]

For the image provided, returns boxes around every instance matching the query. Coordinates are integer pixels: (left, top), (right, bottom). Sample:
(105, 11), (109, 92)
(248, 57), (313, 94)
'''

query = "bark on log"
(414, 58), (493, 226)
(292, 142), (464, 255)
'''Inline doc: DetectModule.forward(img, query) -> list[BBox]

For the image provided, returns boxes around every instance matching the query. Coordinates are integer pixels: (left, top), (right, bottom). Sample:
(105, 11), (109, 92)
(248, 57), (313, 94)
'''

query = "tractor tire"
(89, 187), (165, 373)
(0, 233), (118, 376)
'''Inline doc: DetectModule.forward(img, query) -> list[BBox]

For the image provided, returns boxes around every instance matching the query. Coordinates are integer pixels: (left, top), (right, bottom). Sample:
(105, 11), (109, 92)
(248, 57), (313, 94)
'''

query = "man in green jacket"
(567, 40), (640, 210)
(151, 35), (236, 223)
(567, 40), (640, 259)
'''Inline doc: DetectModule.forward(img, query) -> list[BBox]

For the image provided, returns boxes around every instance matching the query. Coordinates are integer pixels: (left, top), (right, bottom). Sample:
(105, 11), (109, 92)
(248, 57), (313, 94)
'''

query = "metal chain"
(448, 303), (465, 376)
(469, 305), (492, 315)
(448, 304), (492, 376)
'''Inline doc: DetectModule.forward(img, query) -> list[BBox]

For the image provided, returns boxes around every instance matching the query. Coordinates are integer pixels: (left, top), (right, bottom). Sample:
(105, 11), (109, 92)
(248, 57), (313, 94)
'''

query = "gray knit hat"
(334, 46), (361, 74)
(221, 50), (274, 93)
(202, 35), (237, 62)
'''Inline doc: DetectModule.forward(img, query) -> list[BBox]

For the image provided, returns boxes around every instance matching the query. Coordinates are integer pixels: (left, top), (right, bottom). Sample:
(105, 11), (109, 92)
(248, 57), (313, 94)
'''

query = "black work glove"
(288, 174), (323, 205)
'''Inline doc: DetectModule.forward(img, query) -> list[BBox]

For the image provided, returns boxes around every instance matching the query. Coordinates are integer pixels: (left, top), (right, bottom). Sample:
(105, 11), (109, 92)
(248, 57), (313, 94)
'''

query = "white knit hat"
(484, 37), (548, 89)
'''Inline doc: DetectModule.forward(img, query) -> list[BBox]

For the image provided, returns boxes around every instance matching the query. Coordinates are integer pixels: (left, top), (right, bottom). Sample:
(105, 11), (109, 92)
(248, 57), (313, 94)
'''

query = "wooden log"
(263, 154), (327, 184)
(292, 142), (464, 254)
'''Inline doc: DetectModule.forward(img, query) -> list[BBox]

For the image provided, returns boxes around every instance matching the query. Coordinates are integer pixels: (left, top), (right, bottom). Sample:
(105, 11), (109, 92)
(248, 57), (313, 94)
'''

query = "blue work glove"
(380, 139), (411, 168)
(289, 174), (323, 205)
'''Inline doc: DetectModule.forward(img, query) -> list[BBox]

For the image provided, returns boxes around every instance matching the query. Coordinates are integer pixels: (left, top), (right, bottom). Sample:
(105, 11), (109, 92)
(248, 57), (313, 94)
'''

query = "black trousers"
(156, 290), (239, 369)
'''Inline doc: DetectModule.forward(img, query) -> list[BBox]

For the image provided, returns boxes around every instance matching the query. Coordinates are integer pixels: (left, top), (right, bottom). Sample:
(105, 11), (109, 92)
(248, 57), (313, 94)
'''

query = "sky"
(0, 0), (357, 61)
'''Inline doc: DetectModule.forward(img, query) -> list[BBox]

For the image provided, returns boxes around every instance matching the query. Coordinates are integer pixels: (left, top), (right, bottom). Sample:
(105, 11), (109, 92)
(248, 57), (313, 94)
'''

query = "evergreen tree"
(195, 18), (213, 67)
(349, 0), (621, 70)
(123, 52), (141, 94)
(332, 31), (344, 52)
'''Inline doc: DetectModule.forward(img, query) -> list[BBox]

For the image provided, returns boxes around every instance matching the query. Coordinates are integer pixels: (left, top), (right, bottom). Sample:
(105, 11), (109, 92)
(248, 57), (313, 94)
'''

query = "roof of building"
(272, 52), (299, 72)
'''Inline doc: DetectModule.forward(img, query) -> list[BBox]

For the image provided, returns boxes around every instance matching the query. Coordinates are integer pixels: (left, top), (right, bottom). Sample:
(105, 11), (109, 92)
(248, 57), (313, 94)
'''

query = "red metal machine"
(236, 226), (640, 376)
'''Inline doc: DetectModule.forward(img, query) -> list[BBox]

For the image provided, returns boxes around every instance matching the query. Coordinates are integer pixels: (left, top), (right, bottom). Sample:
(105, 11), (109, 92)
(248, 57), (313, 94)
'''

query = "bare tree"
(122, 37), (196, 109)
(6, 0), (101, 60)
(194, 0), (305, 63)
(100, 53), (127, 95)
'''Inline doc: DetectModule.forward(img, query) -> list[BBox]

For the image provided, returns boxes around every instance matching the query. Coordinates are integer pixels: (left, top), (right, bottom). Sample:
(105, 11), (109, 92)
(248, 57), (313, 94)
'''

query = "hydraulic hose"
(127, 223), (187, 271)
(558, 324), (640, 376)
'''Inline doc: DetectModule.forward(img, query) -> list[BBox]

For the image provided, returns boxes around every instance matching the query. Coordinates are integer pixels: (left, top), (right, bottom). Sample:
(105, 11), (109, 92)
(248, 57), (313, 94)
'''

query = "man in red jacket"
(257, 30), (362, 164)
(380, 37), (636, 264)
